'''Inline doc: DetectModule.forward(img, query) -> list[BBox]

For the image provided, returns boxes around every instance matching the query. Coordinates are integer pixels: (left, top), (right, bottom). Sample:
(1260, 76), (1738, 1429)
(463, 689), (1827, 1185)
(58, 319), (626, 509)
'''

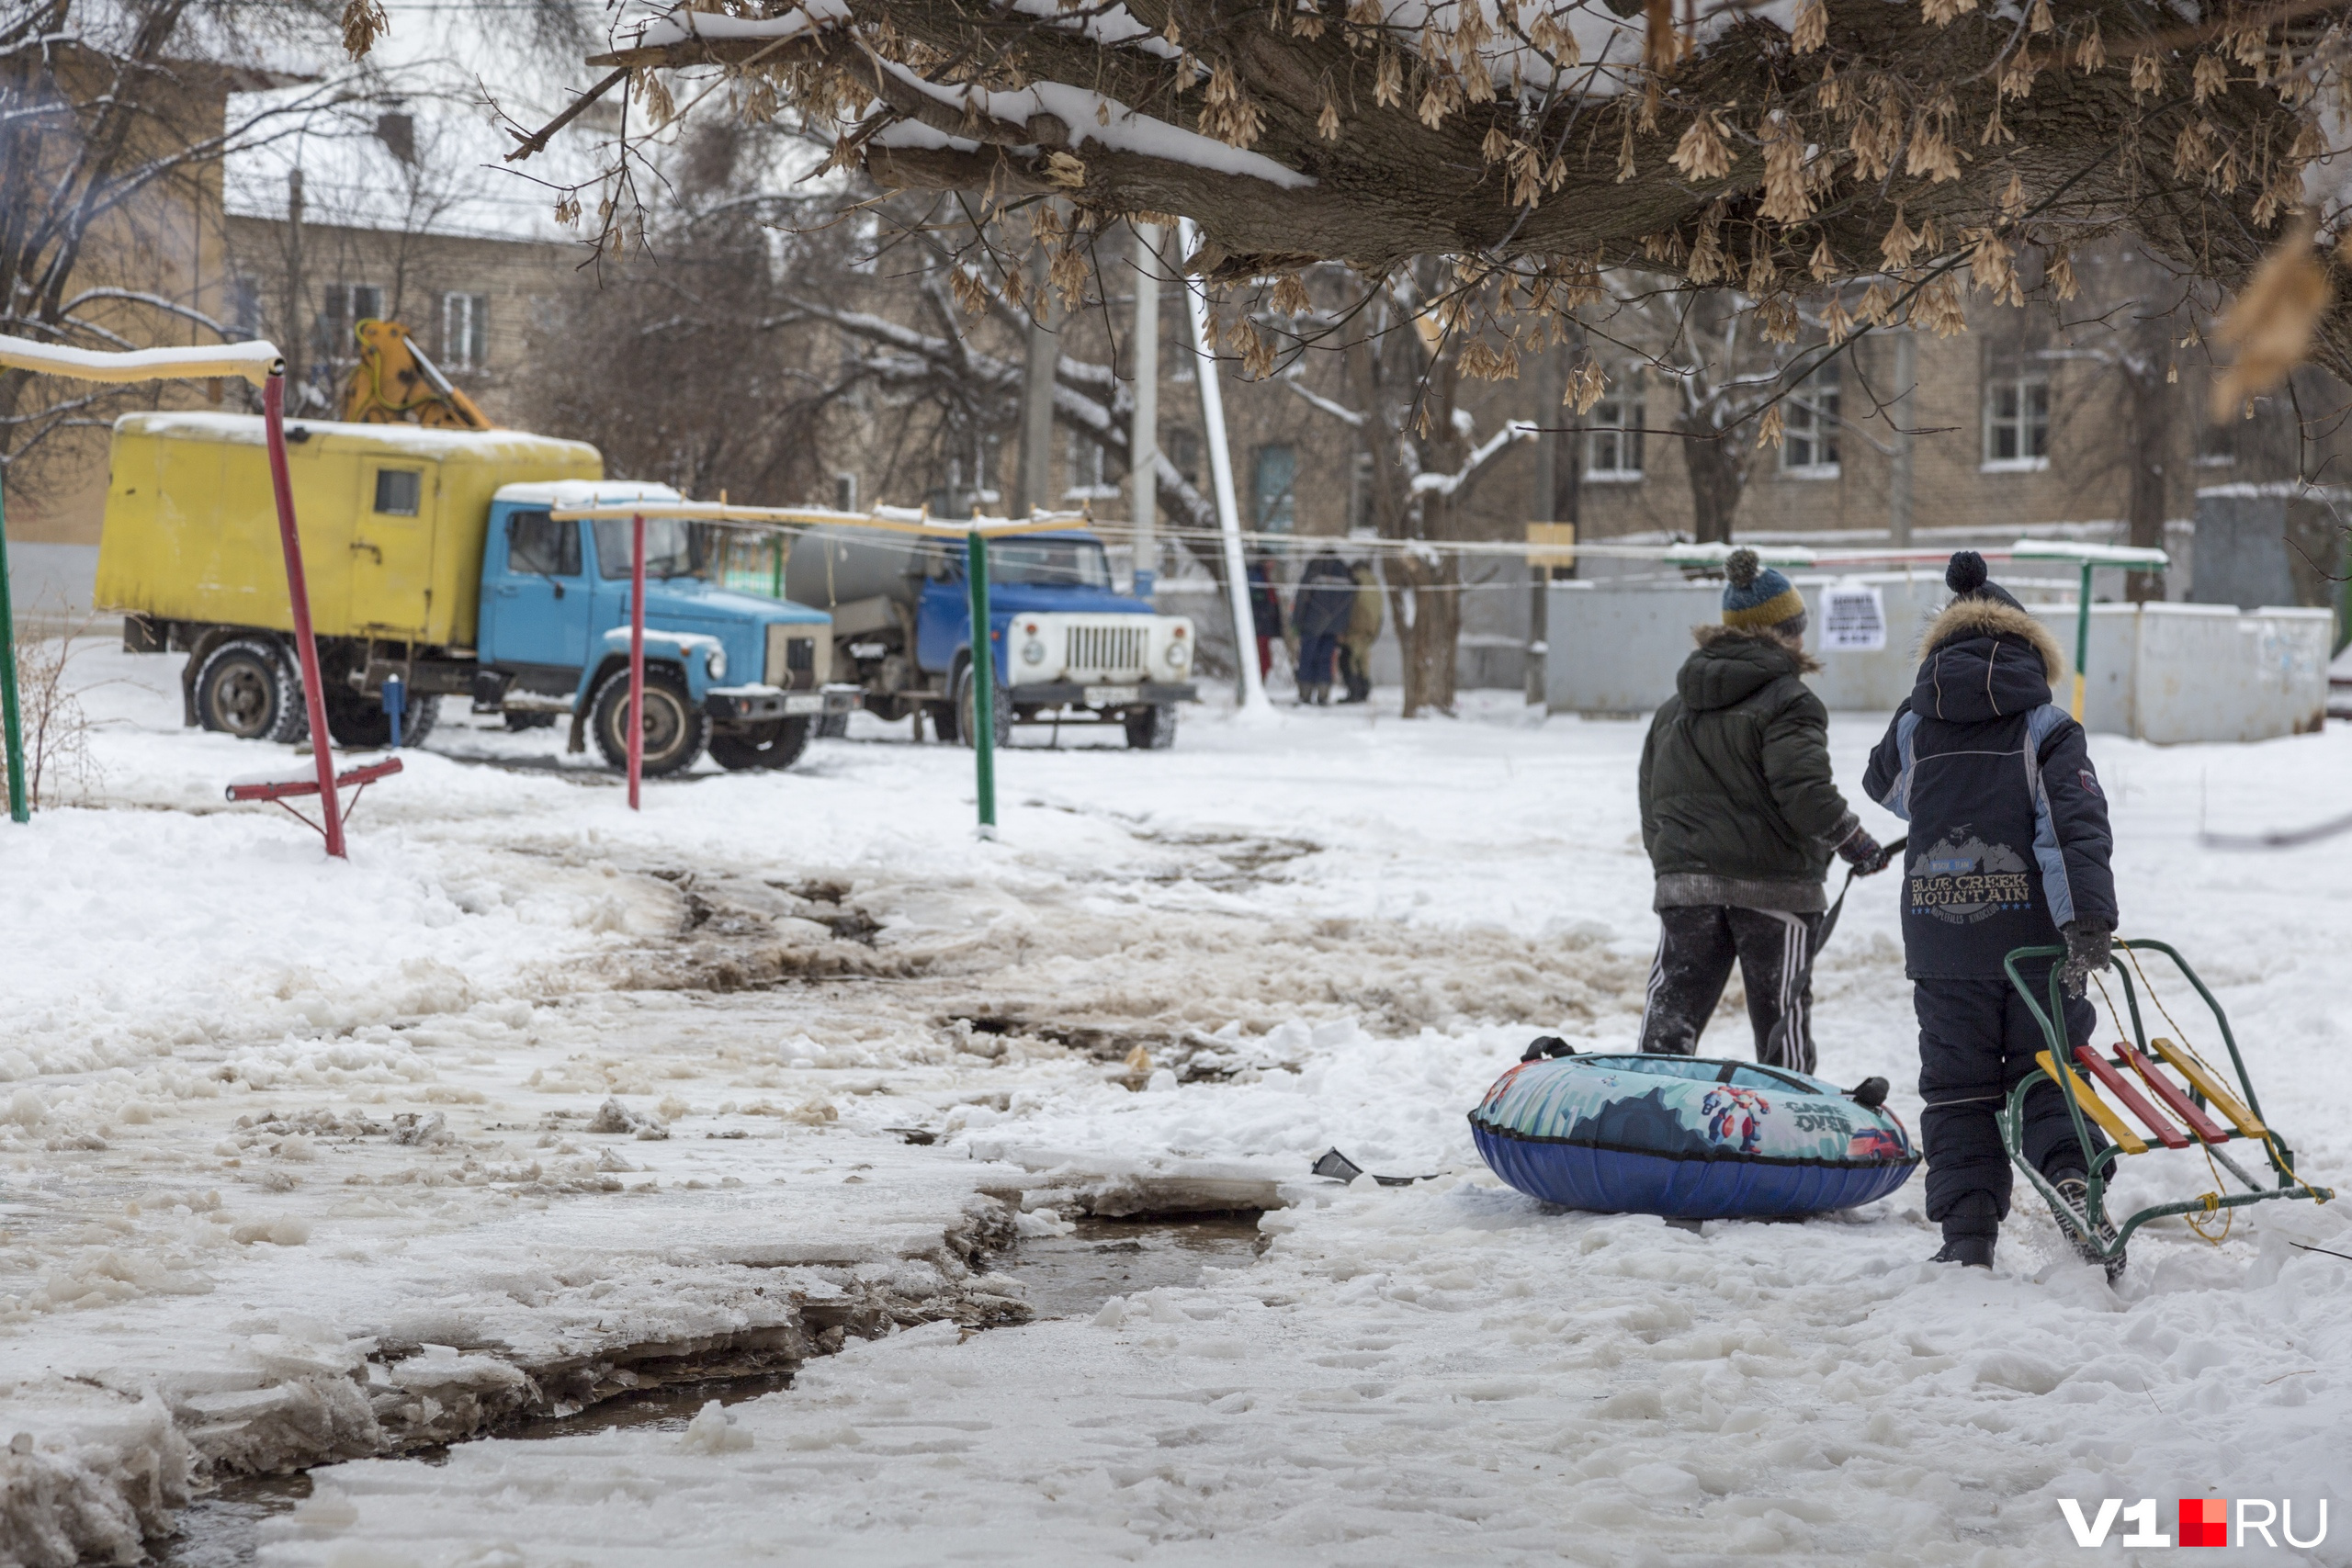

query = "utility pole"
(1014, 220), (1057, 515)
(282, 168), (307, 400)
(1177, 219), (1272, 717)
(1130, 223), (1161, 596)
(1889, 329), (1916, 548)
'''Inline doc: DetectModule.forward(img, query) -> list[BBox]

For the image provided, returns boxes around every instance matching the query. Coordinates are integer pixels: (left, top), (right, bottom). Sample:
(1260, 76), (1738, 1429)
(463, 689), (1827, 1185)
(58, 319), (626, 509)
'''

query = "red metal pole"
(628, 512), (645, 810)
(262, 372), (345, 858)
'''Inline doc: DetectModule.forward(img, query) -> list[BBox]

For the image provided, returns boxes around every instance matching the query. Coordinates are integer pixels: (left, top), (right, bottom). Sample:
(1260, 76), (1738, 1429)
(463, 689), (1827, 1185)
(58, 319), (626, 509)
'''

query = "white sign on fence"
(1820, 585), (1888, 651)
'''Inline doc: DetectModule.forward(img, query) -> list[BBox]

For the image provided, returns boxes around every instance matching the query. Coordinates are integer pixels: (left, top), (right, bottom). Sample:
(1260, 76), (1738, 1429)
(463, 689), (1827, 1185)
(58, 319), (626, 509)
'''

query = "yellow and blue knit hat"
(1721, 547), (1806, 631)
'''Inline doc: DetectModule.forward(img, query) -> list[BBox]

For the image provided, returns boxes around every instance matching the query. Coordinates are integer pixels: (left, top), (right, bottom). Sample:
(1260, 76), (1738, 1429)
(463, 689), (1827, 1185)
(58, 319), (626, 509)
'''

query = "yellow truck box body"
(94, 413), (603, 648)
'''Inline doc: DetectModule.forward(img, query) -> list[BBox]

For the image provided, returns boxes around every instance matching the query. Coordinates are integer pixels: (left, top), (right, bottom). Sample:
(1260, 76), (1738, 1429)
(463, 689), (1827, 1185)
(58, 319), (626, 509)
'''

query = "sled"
(2001, 939), (2332, 1270)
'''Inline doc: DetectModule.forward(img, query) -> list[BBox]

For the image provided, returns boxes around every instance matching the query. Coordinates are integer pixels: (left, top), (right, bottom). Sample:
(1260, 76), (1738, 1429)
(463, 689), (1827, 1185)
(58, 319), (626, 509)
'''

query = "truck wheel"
(194, 637), (305, 743)
(708, 717), (812, 772)
(590, 666), (707, 777)
(1124, 704), (1179, 750)
(954, 661), (1012, 750)
(323, 684), (440, 749)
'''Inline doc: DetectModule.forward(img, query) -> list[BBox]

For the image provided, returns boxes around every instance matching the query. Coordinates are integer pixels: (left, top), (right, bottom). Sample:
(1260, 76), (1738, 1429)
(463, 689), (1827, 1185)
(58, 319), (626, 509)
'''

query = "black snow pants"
(1637, 905), (1823, 1073)
(1914, 972), (2107, 1238)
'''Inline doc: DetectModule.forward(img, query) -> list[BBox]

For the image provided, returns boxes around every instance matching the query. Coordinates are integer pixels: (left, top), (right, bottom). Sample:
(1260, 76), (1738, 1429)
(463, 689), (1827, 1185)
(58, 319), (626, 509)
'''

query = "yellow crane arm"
(340, 318), (492, 431)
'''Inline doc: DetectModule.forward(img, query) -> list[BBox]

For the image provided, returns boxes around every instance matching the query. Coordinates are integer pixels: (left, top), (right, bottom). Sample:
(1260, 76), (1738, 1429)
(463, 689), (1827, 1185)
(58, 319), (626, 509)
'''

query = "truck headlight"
(706, 645), (727, 680)
(1021, 638), (1047, 666)
(1162, 640), (1189, 669)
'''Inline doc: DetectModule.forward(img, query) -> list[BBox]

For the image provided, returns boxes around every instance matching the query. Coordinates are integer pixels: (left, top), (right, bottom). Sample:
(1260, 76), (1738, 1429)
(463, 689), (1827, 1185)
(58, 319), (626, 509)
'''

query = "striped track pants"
(1637, 904), (1824, 1073)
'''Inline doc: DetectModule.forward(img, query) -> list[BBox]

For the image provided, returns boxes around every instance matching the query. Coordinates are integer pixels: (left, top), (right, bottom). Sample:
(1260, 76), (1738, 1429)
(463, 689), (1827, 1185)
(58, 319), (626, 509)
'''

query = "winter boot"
(1930, 1232), (1995, 1269)
(2048, 1173), (2125, 1281)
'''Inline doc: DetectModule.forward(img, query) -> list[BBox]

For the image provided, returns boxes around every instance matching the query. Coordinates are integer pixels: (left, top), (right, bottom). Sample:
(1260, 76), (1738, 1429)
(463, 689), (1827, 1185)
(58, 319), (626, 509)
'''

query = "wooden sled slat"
(2072, 1044), (2191, 1150)
(2035, 1051), (2150, 1156)
(2147, 1037), (2267, 1139)
(2117, 1043), (2230, 1145)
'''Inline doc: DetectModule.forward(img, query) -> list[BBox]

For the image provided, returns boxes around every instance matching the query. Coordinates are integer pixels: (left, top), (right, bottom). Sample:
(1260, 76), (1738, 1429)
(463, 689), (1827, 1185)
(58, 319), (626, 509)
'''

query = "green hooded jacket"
(1637, 626), (1860, 913)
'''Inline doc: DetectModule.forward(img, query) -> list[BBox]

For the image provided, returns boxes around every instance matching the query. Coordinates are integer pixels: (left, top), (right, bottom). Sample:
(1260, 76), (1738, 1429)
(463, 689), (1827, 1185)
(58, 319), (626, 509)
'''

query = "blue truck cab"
(783, 526), (1196, 750)
(479, 481), (851, 774)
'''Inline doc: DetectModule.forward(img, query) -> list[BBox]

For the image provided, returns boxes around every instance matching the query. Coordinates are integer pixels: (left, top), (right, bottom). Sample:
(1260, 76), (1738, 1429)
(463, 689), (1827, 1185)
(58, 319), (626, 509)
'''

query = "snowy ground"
(4, 639), (2349, 1566)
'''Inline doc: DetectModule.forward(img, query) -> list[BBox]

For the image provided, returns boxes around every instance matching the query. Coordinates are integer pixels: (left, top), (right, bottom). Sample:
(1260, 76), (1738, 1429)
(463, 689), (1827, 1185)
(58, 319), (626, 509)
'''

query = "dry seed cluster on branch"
(464, 0), (2352, 398)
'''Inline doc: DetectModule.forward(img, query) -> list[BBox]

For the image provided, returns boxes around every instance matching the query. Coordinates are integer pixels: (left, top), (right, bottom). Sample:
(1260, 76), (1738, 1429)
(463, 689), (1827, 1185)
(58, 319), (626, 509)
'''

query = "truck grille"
(765, 624), (829, 690)
(1067, 622), (1148, 675)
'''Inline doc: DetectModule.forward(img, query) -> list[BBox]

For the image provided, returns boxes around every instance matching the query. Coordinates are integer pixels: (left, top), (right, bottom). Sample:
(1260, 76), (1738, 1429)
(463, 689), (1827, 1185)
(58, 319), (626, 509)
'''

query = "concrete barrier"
(1546, 577), (2329, 742)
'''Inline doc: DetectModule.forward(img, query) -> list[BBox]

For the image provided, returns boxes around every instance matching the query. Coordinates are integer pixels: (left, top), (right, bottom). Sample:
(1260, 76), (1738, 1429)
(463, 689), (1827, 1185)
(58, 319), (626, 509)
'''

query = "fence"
(1544, 575), (2330, 743)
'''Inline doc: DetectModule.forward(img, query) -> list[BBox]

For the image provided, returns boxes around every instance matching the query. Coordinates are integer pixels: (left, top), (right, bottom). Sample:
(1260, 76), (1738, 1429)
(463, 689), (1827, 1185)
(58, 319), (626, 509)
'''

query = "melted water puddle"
(148, 1214), (1267, 1564)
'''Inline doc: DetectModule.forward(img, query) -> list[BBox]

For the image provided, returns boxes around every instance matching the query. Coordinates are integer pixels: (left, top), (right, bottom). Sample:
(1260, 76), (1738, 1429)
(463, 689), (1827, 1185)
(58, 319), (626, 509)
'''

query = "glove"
(1835, 824), (1892, 876)
(2060, 919), (2114, 998)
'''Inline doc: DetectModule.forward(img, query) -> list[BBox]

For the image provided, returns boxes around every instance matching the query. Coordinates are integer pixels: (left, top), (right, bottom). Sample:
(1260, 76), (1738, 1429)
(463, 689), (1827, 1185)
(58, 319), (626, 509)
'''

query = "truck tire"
(589, 665), (707, 777)
(1124, 704), (1179, 750)
(954, 661), (1012, 750)
(194, 637), (306, 743)
(708, 717), (812, 772)
(323, 682), (439, 749)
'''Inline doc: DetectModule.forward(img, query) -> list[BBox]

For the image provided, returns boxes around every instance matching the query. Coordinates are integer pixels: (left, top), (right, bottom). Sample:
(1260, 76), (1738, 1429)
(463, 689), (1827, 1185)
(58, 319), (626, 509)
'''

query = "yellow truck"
(96, 412), (850, 769)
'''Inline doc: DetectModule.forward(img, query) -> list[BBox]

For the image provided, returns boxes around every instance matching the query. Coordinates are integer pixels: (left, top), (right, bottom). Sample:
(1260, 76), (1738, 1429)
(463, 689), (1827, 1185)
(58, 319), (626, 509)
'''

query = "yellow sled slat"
(2148, 1038), (2267, 1139)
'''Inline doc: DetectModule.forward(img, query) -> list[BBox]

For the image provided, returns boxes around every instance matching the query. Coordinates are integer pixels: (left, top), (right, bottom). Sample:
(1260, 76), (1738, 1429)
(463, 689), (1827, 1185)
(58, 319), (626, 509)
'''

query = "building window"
(228, 276), (264, 339)
(1983, 345), (2051, 470)
(1349, 451), (1377, 534)
(2196, 409), (2237, 468)
(1064, 432), (1120, 501)
(439, 291), (487, 371)
(319, 282), (383, 356)
(1252, 444), (1295, 532)
(1586, 377), (1644, 482)
(1166, 428), (1200, 486)
(834, 472), (858, 513)
(1781, 363), (1840, 477)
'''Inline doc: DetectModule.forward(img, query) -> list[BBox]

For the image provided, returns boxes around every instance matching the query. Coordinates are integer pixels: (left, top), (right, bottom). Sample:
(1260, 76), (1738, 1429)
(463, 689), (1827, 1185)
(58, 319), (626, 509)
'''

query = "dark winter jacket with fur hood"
(1862, 597), (2118, 977)
(1638, 626), (1861, 913)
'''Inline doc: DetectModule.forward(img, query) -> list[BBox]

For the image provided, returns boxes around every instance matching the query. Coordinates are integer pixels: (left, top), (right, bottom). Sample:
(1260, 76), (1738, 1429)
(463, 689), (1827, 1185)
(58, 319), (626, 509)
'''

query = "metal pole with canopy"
(0, 335), (361, 852)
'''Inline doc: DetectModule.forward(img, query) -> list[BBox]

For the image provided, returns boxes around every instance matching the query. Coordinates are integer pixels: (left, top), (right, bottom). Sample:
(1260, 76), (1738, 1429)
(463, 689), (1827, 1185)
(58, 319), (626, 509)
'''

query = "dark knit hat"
(1721, 547), (1807, 631)
(1945, 549), (2025, 611)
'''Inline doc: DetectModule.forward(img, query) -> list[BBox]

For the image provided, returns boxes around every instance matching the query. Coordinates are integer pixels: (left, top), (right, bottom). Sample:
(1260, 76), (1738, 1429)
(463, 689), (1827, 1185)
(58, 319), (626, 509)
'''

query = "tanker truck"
(781, 526), (1197, 749)
(96, 412), (852, 775)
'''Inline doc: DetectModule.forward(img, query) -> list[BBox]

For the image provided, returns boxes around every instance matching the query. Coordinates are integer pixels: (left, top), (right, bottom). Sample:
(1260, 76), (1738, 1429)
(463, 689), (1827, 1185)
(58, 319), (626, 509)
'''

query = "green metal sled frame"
(1999, 939), (2333, 1262)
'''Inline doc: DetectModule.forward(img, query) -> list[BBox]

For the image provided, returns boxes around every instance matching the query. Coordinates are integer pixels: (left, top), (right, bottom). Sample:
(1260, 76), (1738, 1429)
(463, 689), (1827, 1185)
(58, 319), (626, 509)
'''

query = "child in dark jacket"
(1863, 552), (2118, 1270)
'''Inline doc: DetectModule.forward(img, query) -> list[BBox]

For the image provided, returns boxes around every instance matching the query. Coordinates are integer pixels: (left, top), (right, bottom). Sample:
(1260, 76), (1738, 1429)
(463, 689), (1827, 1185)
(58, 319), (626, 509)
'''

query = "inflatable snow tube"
(1469, 1053), (1918, 1219)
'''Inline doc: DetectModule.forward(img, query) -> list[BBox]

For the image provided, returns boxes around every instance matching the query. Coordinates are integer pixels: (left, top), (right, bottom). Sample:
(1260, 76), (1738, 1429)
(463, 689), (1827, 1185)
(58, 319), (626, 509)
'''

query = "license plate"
(784, 694), (825, 716)
(1084, 684), (1140, 705)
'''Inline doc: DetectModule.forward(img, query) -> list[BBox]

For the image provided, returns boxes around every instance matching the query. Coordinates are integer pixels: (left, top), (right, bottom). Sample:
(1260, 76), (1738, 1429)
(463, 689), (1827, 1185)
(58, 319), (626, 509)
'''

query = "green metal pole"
(966, 529), (996, 838)
(2070, 558), (2093, 723)
(770, 533), (785, 600)
(0, 476), (28, 822)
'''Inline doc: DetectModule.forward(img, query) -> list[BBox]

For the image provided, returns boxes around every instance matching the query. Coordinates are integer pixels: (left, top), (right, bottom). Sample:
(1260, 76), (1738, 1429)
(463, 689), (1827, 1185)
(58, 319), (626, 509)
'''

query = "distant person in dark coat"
(1864, 550), (2118, 1273)
(1291, 548), (1356, 705)
(1246, 559), (1283, 680)
(1638, 548), (1889, 1074)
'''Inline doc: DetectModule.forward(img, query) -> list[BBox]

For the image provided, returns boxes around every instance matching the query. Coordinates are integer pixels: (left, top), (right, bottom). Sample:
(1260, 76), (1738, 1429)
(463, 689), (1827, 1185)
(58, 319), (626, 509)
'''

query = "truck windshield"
(988, 538), (1111, 590)
(594, 518), (706, 581)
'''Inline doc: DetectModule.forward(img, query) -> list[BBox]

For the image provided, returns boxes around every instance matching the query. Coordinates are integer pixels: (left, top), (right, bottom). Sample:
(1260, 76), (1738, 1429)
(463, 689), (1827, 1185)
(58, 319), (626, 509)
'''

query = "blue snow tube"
(1469, 1053), (1919, 1218)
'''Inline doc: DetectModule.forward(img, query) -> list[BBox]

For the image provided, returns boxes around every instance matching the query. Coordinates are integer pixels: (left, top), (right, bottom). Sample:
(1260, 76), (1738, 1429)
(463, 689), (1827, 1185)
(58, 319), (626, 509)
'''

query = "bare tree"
(0, 0), (366, 496)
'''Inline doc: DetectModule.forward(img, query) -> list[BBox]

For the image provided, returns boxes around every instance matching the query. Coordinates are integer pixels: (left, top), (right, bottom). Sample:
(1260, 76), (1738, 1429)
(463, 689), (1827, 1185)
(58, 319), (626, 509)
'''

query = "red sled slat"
(2071, 1044), (2190, 1149)
(2117, 1043), (2230, 1145)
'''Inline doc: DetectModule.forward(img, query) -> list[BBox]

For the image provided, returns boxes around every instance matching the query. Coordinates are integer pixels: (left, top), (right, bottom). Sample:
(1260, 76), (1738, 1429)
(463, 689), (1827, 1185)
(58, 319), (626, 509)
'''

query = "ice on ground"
(3, 640), (2349, 1563)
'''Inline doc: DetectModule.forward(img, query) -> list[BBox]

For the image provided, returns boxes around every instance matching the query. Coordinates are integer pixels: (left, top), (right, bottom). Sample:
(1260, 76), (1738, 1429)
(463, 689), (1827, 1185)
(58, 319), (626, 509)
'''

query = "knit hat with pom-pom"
(1944, 549), (2025, 612)
(1720, 547), (1808, 631)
